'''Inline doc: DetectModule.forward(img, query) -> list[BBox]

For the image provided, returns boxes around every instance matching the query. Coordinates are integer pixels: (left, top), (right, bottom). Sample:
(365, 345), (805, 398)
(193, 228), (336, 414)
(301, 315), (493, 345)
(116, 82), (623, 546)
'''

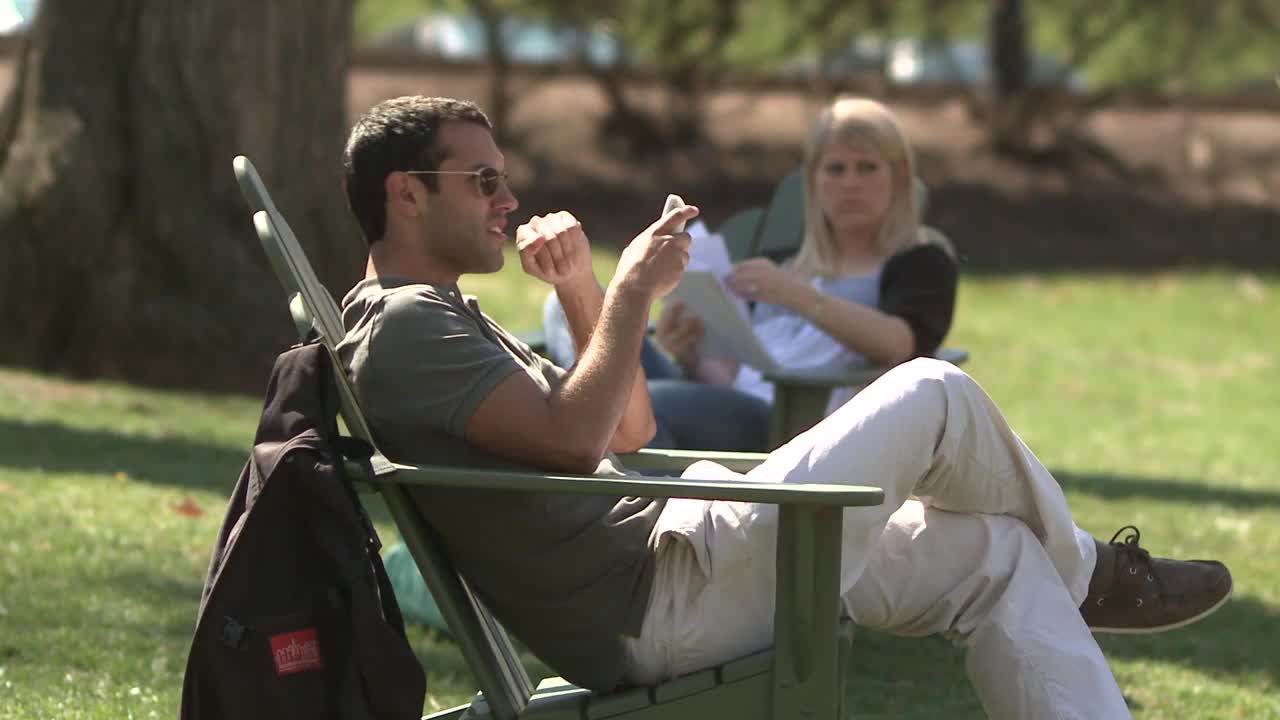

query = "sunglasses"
(404, 166), (508, 197)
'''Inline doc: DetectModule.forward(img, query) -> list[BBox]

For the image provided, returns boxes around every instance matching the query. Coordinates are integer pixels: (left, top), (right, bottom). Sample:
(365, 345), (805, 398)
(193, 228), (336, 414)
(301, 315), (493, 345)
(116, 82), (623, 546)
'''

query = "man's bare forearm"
(549, 279), (656, 463)
(555, 275), (606, 359)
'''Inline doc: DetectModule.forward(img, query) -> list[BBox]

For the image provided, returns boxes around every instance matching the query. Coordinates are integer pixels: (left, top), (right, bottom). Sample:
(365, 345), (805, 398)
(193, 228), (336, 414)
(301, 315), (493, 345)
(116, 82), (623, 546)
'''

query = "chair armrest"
(764, 347), (971, 450)
(366, 455), (882, 508)
(763, 346), (970, 388)
(618, 447), (768, 474)
(764, 364), (886, 388)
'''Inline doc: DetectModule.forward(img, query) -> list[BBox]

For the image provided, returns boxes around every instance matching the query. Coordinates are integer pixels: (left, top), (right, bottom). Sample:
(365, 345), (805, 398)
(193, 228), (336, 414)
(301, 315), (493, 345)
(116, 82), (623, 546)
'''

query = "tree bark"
(471, 0), (512, 142)
(987, 0), (1031, 151)
(989, 0), (1029, 97)
(0, 0), (359, 393)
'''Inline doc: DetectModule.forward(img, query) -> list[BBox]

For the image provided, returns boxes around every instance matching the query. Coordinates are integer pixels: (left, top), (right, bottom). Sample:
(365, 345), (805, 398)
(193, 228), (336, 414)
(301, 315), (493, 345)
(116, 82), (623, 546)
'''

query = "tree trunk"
(986, 0), (1031, 152)
(0, 0), (359, 393)
(471, 0), (511, 143)
(989, 0), (1029, 98)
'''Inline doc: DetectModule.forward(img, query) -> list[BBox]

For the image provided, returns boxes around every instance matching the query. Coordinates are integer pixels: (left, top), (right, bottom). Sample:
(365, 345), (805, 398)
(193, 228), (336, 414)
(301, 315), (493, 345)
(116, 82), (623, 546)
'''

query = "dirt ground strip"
(349, 65), (1278, 270)
(2, 57), (1275, 269)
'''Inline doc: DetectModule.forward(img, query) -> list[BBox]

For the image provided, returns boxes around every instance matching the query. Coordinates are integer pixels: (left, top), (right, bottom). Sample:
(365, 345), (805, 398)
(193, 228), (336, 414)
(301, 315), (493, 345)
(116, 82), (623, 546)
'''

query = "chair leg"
(772, 504), (845, 719)
(836, 617), (856, 720)
(769, 384), (831, 449)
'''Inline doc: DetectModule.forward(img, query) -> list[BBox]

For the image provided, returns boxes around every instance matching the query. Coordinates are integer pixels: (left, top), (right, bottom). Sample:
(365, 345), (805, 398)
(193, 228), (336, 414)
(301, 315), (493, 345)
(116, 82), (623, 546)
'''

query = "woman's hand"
(726, 258), (812, 310)
(655, 301), (704, 372)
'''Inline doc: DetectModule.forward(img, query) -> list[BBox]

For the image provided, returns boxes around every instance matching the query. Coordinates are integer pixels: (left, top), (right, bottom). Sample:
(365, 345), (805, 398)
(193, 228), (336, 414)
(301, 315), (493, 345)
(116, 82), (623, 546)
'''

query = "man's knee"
(897, 356), (967, 382)
(877, 357), (975, 402)
(824, 357), (978, 428)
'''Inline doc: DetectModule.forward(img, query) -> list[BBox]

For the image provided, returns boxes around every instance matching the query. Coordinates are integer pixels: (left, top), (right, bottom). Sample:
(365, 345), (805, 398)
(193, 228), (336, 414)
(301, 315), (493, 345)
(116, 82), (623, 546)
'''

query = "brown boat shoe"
(1081, 525), (1233, 634)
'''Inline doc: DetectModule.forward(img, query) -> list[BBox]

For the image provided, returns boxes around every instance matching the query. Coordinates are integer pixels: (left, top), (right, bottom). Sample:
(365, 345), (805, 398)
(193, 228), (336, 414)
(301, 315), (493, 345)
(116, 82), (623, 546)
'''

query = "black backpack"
(181, 343), (426, 719)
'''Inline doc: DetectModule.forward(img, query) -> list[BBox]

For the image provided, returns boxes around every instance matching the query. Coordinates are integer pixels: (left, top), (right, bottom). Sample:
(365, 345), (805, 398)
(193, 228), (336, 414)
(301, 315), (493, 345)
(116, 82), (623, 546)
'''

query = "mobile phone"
(663, 194), (687, 233)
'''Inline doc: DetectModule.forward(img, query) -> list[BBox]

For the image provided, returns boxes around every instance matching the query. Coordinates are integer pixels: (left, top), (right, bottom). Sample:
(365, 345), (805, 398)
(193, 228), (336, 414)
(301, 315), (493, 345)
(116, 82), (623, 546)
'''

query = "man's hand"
(655, 301), (704, 371)
(516, 211), (593, 287)
(614, 204), (700, 300)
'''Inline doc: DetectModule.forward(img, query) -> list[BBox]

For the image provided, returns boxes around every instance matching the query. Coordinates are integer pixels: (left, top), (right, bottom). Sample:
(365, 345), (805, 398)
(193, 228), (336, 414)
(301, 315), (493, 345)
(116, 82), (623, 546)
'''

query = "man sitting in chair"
(335, 95), (1232, 719)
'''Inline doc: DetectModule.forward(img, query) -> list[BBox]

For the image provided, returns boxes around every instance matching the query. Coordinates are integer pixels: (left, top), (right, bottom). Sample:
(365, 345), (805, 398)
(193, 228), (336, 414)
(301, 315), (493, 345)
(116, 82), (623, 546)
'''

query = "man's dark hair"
(342, 96), (492, 244)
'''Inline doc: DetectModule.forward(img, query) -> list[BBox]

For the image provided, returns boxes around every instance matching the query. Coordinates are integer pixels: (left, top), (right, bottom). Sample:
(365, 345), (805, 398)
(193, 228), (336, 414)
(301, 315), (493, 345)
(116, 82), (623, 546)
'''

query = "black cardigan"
(878, 243), (958, 358)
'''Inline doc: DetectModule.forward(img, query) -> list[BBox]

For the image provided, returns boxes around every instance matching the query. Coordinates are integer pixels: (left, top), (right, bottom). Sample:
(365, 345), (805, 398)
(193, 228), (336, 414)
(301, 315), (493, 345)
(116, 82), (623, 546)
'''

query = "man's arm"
(465, 206), (698, 474)
(554, 273), (656, 453)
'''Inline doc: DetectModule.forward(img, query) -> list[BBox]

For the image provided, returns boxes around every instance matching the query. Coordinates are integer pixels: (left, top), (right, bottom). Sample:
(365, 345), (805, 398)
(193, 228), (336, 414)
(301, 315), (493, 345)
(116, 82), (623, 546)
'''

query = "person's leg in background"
(545, 292), (772, 451)
(542, 291), (683, 379)
(648, 379), (772, 451)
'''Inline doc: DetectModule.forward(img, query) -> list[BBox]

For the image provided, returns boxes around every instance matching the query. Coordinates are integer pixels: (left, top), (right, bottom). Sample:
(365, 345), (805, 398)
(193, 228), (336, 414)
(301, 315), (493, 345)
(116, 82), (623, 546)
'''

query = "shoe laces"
(1108, 525), (1165, 601)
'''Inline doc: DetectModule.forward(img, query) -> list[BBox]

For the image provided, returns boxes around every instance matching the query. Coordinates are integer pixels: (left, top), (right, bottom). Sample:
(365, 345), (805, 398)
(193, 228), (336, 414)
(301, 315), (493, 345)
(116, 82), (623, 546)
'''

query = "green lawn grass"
(1, 253), (1277, 718)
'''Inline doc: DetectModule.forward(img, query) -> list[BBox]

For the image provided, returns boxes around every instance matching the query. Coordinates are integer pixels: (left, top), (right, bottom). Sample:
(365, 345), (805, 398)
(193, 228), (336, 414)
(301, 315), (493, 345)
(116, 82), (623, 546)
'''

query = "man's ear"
(384, 172), (421, 219)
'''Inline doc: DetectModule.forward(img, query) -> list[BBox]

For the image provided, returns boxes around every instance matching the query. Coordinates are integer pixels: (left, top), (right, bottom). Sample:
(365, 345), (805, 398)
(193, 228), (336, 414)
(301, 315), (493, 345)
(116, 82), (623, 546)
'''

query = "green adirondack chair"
(232, 155), (885, 720)
(750, 168), (806, 261)
(719, 206), (767, 261)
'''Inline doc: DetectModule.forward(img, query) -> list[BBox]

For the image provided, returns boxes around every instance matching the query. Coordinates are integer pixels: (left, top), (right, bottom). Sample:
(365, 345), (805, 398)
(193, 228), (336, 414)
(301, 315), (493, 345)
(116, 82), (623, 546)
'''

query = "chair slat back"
(235, 157), (534, 719)
(719, 207), (765, 262)
(751, 167), (805, 260)
(233, 157), (346, 346)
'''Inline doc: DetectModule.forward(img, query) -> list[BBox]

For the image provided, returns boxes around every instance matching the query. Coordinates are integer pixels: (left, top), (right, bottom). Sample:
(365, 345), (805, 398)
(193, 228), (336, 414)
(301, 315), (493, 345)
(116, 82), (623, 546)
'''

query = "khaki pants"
(622, 358), (1131, 720)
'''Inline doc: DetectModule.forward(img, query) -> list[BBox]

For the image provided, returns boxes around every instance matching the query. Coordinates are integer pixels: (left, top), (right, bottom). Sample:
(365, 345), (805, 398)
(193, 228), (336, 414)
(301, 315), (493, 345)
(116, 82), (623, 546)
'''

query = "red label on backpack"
(270, 628), (324, 676)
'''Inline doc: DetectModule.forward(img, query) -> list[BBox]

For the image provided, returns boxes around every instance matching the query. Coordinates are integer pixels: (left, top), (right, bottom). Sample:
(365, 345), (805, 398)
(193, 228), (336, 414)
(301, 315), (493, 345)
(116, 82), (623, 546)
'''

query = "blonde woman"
(651, 97), (958, 449)
(541, 97), (957, 450)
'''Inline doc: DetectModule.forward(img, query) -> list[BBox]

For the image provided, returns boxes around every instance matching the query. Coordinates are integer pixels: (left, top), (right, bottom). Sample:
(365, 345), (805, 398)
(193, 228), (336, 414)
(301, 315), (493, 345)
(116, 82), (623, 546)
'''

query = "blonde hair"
(792, 97), (923, 279)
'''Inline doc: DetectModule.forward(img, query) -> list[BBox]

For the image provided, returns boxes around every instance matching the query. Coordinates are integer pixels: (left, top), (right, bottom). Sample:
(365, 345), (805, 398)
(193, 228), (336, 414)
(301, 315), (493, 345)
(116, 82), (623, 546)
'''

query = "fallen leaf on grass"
(170, 497), (204, 518)
(1237, 274), (1267, 303)
(0, 483), (11, 493)
(1058, 379), (1088, 396)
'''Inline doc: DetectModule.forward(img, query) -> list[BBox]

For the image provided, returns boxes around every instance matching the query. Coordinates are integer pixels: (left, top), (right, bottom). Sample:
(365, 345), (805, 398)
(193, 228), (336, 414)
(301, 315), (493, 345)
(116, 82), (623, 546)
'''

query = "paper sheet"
(667, 270), (780, 373)
(686, 220), (733, 280)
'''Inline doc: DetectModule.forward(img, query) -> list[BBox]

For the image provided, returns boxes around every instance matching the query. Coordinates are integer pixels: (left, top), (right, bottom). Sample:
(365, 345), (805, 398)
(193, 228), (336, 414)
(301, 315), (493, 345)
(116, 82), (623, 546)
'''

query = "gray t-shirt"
(336, 276), (664, 692)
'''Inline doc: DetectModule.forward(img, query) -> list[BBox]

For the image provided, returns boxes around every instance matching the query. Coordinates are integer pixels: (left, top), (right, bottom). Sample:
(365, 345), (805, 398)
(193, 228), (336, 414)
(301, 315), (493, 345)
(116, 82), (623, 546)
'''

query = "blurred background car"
(887, 38), (1086, 91)
(784, 36), (1087, 93)
(369, 12), (625, 67)
(0, 0), (36, 34)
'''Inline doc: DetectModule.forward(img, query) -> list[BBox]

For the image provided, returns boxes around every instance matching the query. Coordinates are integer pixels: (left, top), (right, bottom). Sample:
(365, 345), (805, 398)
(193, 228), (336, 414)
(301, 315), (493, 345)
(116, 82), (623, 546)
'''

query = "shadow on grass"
(5, 565), (209, 671)
(0, 417), (246, 493)
(847, 595), (1279, 716)
(104, 568), (209, 640)
(8, 416), (1274, 513)
(1099, 593), (1280, 686)
(844, 631), (983, 719)
(1055, 469), (1280, 511)
(841, 595), (1277, 718)
(6, 417), (1277, 696)
(0, 417), (405, 533)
